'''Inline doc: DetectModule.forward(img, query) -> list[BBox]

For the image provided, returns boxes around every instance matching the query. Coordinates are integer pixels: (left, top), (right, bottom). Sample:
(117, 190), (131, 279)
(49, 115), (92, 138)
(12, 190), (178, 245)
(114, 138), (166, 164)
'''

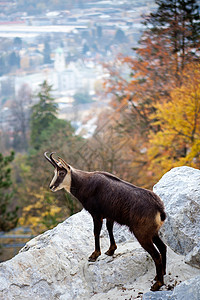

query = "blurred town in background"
(0, 0), (156, 143)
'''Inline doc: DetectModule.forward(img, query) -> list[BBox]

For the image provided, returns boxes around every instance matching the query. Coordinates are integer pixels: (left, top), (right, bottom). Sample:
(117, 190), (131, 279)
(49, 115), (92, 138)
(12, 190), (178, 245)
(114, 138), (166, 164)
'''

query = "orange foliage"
(148, 64), (200, 181)
(103, 38), (199, 187)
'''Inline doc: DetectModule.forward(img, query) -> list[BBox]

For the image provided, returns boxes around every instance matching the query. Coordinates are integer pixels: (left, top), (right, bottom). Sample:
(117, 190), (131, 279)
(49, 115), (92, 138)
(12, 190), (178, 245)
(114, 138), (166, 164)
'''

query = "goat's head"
(44, 152), (71, 193)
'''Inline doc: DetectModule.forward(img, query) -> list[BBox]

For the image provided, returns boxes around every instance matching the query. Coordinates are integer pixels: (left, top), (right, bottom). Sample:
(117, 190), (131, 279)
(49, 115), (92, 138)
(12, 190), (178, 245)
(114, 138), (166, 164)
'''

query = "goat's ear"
(58, 156), (71, 172)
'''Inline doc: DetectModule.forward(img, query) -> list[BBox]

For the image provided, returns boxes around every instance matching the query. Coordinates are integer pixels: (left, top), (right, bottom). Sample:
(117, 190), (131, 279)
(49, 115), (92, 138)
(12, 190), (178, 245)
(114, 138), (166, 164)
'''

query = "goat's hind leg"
(138, 237), (164, 291)
(88, 217), (102, 262)
(153, 234), (167, 276)
(105, 218), (117, 256)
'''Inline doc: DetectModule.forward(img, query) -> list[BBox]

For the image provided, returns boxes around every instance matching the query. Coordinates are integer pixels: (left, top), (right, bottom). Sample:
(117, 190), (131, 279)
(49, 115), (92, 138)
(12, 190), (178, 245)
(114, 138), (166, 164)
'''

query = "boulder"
(153, 166), (200, 268)
(0, 209), (199, 300)
(143, 275), (200, 300)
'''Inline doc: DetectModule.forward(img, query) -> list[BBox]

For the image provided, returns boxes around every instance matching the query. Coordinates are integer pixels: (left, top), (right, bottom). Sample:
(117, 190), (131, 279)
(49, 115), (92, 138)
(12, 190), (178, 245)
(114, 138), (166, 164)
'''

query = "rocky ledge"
(0, 166), (199, 299)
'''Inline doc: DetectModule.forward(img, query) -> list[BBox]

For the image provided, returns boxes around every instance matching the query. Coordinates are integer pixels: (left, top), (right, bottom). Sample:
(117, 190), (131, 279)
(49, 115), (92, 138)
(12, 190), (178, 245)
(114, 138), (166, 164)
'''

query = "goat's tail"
(155, 210), (166, 230)
(152, 192), (166, 223)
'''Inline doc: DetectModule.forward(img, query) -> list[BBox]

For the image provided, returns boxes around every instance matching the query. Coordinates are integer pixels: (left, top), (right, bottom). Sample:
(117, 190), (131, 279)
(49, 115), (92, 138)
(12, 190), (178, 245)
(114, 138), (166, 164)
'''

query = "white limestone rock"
(0, 210), (150, 300)
(143, 275), (200, 300)
(153, 166), (200, 268)
(0, 209), (199, 300)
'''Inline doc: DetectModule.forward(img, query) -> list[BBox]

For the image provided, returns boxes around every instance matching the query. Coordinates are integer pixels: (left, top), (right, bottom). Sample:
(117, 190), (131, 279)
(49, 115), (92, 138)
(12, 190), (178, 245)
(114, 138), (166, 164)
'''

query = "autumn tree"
(15, 133), (83, 234)
(148, 64), (200, 180)
(76, 109), (132, 174)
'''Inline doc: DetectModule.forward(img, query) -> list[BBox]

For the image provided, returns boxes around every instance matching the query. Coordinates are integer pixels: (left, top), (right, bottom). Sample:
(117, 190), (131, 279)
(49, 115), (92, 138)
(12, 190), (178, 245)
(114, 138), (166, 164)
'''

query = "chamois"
(44, 152), (167, 291)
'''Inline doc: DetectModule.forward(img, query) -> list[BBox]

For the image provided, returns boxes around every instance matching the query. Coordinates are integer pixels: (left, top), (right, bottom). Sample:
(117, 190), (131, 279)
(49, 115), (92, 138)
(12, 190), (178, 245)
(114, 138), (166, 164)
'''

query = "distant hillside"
(4, 0), (154, 16)
(4, 0), (200, 16)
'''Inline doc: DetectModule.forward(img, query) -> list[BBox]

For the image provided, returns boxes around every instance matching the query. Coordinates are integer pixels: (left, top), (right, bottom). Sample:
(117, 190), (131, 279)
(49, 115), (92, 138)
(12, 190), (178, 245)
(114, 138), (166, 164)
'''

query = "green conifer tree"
(0, 151), (18, 231)
(30, 81), (58, 150)
(144, 0), (200, 72)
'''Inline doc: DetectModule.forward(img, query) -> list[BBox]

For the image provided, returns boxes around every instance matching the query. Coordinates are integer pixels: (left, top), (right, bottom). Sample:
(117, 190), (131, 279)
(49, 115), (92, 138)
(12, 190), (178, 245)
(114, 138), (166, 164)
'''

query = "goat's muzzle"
(50, 184), (56, 192)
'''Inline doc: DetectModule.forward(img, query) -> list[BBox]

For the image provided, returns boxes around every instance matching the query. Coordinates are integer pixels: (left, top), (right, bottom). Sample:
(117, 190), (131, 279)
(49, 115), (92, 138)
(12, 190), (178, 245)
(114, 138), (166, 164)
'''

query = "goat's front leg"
(105, 218), (117, 256)
(88, 217), (102, 262)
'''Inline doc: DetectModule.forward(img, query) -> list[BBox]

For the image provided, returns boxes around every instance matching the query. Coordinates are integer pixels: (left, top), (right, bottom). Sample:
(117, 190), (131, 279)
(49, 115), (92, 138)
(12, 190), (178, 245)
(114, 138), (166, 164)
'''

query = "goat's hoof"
(150, 281), (163, 291)
(88, 251), (101, 262)
(88, 257), (97, 262)
(105, 244), (117, 256)
(105, 249), (115, 256)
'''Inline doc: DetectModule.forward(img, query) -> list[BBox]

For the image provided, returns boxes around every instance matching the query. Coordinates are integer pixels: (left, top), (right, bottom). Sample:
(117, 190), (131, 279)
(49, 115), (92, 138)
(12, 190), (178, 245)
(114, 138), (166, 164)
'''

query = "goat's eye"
(59, 171), (65, 176)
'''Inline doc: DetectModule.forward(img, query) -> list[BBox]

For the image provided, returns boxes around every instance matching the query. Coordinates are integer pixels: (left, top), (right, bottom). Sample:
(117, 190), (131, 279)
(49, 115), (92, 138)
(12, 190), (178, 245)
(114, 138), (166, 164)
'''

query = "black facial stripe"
(54, 174), (65, 187)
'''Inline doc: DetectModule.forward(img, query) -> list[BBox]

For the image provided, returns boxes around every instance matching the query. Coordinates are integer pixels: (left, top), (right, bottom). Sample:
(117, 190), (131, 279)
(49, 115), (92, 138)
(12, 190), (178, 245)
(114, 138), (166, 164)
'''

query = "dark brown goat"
(44, 152), (167, 291)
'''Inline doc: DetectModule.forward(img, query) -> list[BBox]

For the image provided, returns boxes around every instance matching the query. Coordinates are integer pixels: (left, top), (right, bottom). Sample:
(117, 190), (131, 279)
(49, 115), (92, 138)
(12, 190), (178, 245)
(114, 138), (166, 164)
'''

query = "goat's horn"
(50, 152), (60, 168)
(44, 152), (58, 168)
